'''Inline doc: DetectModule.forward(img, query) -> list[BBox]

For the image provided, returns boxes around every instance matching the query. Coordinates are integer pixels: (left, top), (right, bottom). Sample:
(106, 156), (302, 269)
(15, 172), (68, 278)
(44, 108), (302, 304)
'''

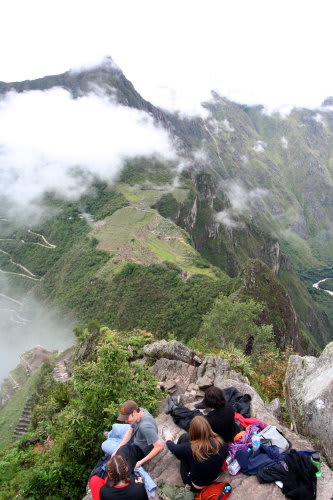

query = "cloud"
(227, 182), (268, 211)
(222, 119), (235, 132)
(313, 113), (325, 126)
(215, 210), (243, 229)
(0, 87), (176, 221)
(69, 55), (120, 74)
(252, 140), (266, 153)
(281, 136), (288, 149)
(215, 181), (268, 228)
(261, 104), (295, 117)
(0, 280), (74, 382)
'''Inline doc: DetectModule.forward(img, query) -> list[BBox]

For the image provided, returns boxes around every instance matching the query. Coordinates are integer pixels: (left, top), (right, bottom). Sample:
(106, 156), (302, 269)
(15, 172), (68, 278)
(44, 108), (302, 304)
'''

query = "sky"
(1, 0), (333, 114)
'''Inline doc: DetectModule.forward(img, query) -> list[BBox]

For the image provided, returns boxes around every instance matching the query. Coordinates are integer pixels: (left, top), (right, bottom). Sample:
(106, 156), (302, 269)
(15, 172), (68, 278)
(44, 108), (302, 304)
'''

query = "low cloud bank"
(216, 182), (268, 228)
(0, 286), (75, 383)
(0, 87), (176, 221)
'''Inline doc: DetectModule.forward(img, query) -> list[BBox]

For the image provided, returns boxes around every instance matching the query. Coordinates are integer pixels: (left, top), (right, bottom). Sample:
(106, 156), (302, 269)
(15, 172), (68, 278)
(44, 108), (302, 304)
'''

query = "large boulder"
(196, 356), (248, 389)
(143, 340), (201, 365)
(284, 342), (333, 467)
(152, 358), (197, 393)
(20, 346), (52, 372)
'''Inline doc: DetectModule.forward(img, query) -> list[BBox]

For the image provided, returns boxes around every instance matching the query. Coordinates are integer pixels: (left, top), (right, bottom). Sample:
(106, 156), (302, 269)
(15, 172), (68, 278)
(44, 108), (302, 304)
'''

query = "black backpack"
(89, 454), (110, 479)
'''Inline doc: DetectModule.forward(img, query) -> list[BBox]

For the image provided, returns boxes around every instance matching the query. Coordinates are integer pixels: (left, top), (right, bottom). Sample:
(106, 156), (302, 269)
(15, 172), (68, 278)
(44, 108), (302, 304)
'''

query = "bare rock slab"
(284, 342), (333, 467)
(143, 340), (201, 365)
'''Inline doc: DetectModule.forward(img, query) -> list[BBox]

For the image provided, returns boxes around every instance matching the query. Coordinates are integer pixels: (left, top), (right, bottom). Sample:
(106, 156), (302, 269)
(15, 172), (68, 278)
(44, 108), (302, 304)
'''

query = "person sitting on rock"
(164, 415), (227, 490)
(199, 386), (238, 443)
(89, 454), (148, 500)
(167, 386), (238, 443)
(112, 400), (164, 473)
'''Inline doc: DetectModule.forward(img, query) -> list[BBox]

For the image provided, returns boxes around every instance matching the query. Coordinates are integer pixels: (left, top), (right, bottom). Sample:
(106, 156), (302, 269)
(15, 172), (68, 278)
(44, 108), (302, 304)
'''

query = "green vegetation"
(0, 327), (161, 499)
(152, 193), (180, 218)
(191, 295), (275, 362)
(297, 268), (333, 334)
(231, 260), (302, 349)
(279, 269), (332, 351)
(93, 263), (228, 342)
(250, 347), (294, 403)
(2, 179), (230, 343)
(0, 371), (39, 453)
(80, 183), (129, 220)
(118, 156), (176, 186)
(0, 183), (128, 284)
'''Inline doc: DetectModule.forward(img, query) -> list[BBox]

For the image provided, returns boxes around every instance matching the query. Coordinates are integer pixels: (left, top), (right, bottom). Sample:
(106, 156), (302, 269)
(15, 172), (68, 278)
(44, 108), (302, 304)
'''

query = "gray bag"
(257, 425), (291, 452)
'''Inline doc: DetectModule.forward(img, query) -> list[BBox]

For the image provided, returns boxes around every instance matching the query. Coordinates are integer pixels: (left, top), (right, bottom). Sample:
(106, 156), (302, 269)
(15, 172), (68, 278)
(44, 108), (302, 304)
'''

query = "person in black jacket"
(89, 455), (148, 500)
(165, 415), (227, 490)
(201, 386), (238, 443)
(168, 386), (238, 443)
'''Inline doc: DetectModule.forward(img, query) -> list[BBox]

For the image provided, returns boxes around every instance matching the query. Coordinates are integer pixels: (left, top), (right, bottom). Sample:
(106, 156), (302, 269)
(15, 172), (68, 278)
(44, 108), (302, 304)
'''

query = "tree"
(198, 294), (275, 361)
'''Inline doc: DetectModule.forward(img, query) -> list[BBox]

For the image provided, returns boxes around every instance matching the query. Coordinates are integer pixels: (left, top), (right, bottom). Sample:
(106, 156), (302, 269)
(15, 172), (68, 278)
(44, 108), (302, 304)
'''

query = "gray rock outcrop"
(197, 356), (247, 388)
(143, 340), (201, 365)
(284, 341), (333, 467)
(153, 359), (197, 393)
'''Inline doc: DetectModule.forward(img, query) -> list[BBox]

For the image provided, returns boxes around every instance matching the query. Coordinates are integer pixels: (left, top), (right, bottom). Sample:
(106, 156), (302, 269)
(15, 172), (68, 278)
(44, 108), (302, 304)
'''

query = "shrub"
(250, 346), (294, 401)
(197, 295), (276, 361)
(0, 327), (162, 499)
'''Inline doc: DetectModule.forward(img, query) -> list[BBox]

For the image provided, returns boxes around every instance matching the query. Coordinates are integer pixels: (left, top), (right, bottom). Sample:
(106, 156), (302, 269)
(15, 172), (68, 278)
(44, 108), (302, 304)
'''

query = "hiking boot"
(166, 396), (178, 414)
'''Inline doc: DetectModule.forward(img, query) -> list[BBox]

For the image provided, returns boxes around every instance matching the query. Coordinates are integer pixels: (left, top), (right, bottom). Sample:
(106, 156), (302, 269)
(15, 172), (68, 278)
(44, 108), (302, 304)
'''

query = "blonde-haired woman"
(89, 454), (148, 500)
(165, 415), (227, 490)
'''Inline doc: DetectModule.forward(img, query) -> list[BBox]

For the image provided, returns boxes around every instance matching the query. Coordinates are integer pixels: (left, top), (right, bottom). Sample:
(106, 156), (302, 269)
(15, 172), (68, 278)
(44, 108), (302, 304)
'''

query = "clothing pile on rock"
(257, 449), (318, 500)
(222, 387), (252, 417)
(236, 446), (318, 500)
(228, 412), (318, 499)
(156, 480), (194, 500)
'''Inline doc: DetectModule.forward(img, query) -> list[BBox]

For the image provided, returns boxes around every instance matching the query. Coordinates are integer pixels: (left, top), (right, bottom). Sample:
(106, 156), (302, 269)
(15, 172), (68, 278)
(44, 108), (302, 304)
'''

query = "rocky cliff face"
(284, 341), (333, 467)
(231, 259), (302, 351)
(178, 172), (280, 277)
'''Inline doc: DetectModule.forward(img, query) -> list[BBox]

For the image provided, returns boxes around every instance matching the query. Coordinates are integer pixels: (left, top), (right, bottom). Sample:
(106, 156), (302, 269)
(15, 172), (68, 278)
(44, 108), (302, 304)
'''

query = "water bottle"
(251, 431), (260, 452)
(222, 484), (232, 494)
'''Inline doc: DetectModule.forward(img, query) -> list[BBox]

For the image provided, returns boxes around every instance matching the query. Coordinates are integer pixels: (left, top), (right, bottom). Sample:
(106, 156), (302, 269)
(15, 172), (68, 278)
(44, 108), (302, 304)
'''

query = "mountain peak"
(321, 96), (333, 107)
(69, 55), (121, 75)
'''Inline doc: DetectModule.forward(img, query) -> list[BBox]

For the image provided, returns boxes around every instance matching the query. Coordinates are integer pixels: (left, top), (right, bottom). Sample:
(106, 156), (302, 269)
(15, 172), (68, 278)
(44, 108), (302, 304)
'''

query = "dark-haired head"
(106, 455), (130, 486)
(203, 386), (226, 409)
